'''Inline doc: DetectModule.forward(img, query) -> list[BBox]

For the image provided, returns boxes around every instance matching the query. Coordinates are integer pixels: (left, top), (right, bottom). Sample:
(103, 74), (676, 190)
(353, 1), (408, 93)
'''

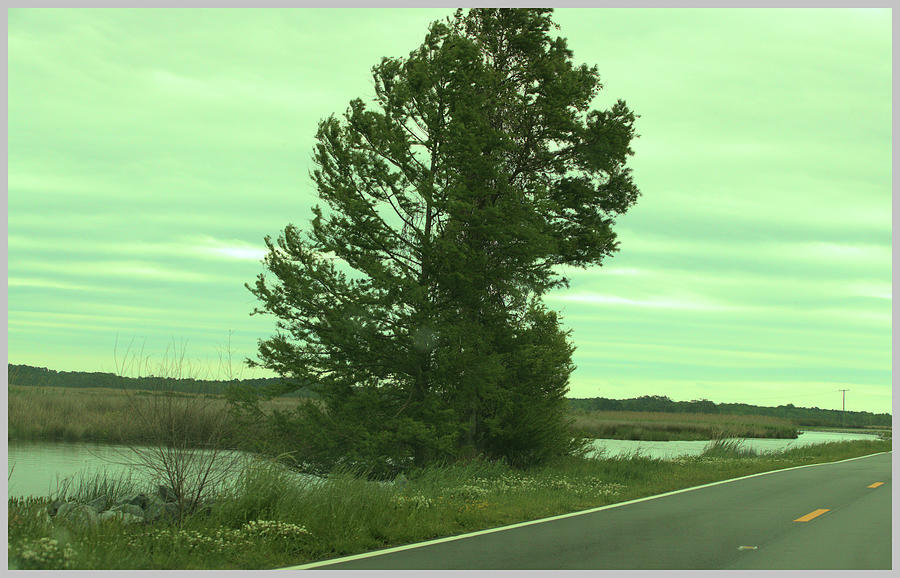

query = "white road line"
(279, 450), (892, 570)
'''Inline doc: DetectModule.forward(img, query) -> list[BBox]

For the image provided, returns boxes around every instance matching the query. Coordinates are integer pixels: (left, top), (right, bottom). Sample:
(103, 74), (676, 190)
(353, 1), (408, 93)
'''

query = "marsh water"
(589, 429), (881, 459)
(7, 430), (882, 499)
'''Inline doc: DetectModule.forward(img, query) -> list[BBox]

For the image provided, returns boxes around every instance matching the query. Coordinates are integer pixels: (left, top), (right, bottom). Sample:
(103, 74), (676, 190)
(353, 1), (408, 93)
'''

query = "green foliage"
(245, 8), (640, 473)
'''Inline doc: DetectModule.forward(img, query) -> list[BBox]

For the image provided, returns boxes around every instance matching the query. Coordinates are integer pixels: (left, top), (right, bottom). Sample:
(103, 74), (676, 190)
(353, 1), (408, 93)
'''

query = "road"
(286, 451), (891, 570)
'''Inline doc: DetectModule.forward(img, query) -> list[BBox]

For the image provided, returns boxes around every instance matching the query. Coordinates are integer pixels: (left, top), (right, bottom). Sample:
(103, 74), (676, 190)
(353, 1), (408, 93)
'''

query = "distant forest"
(7, 363), (315, 398)
(8, 364), (889, 428)
(568, 395), (891, 428)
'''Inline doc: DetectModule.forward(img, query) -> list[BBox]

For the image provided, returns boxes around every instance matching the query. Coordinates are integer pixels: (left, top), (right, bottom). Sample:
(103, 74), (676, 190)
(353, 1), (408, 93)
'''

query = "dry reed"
(7, 385), (300, 446)
(570, 409), (798, 440)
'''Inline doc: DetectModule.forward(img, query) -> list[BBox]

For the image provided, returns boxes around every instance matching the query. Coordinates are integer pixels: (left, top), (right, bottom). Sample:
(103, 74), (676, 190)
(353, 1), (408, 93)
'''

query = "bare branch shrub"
(113, 335), (247, 519)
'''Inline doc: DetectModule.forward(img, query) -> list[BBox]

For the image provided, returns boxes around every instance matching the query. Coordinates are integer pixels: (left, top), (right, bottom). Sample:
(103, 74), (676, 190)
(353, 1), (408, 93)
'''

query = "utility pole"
(838, 389), (849, 427)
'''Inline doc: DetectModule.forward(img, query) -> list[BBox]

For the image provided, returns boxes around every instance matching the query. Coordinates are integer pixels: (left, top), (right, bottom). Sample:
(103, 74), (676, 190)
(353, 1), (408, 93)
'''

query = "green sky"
(8, 8), (892, 413)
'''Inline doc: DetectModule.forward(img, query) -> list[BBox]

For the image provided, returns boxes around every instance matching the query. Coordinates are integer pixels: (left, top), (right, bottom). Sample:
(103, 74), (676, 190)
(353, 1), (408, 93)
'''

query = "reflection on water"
(590, 430), (881, 460)
(7, 430), (883, 498)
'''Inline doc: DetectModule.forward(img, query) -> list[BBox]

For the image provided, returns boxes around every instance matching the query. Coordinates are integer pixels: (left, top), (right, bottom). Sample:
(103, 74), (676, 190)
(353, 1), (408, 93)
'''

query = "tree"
(245, 8), (640, 475)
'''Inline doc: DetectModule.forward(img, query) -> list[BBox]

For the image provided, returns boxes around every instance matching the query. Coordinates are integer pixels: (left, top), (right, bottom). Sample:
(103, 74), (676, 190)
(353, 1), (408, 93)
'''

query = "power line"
(838, 389), (849, 426)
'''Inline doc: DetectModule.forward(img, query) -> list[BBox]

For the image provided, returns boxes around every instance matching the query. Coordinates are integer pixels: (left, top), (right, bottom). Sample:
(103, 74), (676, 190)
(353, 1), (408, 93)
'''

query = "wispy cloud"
(190, 236), (267, 261)
(14, 259), (219, 283)
(7, 277), (125, 293)
(9, 234), (268, 263)
(787, 241), (892, 265)
(846, 281), (893, 300)
(548, 291), (734, 311)
(572, 338), (887, 371)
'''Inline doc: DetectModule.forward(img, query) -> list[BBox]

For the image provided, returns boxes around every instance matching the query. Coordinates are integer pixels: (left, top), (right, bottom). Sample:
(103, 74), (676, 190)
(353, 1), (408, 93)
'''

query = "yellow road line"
(868, 482), (884, 488)
(794, 508), (830, 522)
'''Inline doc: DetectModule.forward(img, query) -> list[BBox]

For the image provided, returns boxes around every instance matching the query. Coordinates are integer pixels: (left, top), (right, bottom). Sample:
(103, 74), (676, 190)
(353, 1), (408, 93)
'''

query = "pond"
(7, 430), (883, 499)
(6, 442), (262, 500)
(589, 429), (881, 459)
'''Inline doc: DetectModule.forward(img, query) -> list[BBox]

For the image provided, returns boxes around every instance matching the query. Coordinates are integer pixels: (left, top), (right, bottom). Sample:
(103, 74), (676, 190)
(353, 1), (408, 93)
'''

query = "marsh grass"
(50, 469), (144, 505)
(571, 409), (798, 440)
(7, 385), (299, 445)
(699, 437), (759, 458)
(8, 438), (890, 569)
(10, 386), (803, 446)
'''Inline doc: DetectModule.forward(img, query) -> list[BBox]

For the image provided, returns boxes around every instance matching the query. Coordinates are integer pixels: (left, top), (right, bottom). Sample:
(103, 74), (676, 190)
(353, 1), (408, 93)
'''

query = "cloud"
(190, 236), (267, 261)
(7, 277), (125, 293)
(547, 291), (734, 311)
(571, 338), (886, 372)
(789, 241), (892, 265)
(846, 281), (892, 300)
(620, 232), (890, 266)
(9, 233), (268, 263)
(14, 259), (219, 283)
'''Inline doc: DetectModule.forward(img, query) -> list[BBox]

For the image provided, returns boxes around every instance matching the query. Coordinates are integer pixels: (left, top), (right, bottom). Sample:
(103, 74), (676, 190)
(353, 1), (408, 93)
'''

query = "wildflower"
(240, 519), (311, 541)
(391, 494), (434, 510)
(10, 537), (77, 569)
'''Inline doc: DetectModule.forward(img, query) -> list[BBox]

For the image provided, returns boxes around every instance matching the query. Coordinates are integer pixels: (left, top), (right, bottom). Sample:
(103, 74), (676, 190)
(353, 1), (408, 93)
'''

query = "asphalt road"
(287, 451), (892, 570)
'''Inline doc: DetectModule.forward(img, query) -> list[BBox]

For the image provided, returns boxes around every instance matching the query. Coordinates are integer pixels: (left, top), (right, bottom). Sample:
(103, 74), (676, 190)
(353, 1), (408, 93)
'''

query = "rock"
(57, 503), (100, 529)
(111, 503), (144, 518)
(119, 493), (149, 510)
(55, 502), (78, 518)
(157, 485), (178, 502)
(47, 499), (65, 517)
(99, 510), (143, 525)
(88, 495), (109, 512)
(144, 500), (179, 523)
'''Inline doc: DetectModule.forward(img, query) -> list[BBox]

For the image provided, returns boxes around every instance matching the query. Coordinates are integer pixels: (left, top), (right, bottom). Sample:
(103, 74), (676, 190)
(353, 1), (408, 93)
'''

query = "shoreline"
(8, 438), (892, 570)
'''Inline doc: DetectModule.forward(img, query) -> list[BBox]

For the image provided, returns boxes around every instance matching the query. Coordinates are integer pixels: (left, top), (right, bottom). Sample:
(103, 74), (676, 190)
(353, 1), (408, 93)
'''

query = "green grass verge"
(7, 438), (890, 570)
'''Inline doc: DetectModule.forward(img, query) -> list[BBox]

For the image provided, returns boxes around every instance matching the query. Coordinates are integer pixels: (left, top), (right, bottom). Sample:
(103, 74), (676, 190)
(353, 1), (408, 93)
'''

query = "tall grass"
(50, 470), (144, 505)
(7, 385), (299, 446)
(699, 438), (758, 458)
(570, 409), (798, 440)
(10, 387), (800, 446)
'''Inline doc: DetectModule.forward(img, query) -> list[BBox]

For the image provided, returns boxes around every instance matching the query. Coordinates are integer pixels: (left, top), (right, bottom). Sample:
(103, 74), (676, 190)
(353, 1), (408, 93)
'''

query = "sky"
(7, 8), (892, 414)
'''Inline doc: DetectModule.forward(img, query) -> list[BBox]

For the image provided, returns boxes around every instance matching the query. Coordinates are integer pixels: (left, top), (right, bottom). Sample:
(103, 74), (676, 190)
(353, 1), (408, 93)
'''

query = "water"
(6, 441), (255, 499)
(7, 430), (883, 498)
(590, 429), (881, 460)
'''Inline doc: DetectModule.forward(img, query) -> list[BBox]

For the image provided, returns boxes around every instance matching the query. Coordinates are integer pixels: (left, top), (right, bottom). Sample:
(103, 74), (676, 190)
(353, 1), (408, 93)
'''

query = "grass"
(11, 386), (805, 446)
(570, 409), (798, 440)
(50, 470), (145, 505)
(7, 437), (891, 569)
(7, 385), (299, 446)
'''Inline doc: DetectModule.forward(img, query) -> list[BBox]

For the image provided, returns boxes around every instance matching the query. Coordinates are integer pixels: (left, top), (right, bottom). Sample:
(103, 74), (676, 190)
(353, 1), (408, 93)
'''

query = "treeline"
(9, 364), (890, 429)
(568, 395), (891, 428)
(7, 364), (315, 398)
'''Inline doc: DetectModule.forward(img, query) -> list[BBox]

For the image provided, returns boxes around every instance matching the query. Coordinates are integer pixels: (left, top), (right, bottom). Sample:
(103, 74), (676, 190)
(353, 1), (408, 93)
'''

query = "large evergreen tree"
(245, 8), (640, 475)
